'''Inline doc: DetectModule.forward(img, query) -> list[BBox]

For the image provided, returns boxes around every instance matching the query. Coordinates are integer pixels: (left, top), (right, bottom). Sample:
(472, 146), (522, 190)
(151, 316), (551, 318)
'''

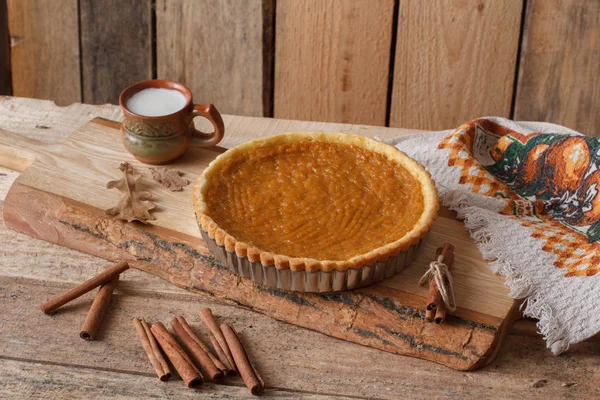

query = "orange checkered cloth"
(388, 117), (600, 354)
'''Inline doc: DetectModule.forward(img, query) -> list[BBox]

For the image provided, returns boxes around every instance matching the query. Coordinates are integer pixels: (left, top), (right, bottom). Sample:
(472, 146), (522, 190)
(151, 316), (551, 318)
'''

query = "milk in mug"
(126, 88), (188, 117)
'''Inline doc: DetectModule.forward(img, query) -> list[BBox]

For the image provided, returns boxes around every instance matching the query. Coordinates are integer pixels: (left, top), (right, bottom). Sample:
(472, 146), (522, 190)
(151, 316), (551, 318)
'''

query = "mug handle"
(190, 104), (225, 147)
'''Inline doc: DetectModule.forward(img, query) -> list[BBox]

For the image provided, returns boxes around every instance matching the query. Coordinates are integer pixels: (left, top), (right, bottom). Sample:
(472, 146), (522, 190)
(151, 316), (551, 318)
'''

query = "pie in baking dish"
(194, 132), (439, 275)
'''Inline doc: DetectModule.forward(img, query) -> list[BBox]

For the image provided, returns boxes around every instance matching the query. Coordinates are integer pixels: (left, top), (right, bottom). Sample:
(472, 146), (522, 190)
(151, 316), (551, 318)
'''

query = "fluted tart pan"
(193, 132), (439, 292)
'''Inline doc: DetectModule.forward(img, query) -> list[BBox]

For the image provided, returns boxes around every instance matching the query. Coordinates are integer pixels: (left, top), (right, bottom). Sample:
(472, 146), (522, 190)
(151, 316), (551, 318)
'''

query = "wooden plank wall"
(514, 0), (599, 134)
(274, 0), (394, 125)
(156, 0), (269, 117)
(2, 0), (599, 133)
(389, 0), (523, 130)
(6, 0), (80, 105)
(79, 0), (153, 105)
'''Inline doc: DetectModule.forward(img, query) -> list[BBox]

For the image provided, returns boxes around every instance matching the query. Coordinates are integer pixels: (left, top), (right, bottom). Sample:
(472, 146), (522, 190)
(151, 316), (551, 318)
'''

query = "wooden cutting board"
(0, 117), (519, 371)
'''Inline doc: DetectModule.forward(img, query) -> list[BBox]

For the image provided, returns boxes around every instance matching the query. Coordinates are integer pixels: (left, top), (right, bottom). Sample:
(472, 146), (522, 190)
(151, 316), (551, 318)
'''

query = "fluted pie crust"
(193, 132), (439, 273)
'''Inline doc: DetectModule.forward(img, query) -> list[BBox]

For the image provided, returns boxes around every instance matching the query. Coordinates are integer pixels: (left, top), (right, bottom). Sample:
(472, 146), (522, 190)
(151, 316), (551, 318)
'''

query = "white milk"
(126, 88), (188, 116)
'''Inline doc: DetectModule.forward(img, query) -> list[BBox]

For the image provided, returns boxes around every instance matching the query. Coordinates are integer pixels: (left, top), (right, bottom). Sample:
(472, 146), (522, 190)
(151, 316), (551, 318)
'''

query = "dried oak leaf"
(149, 167), (190, 191)
(106, 162), (156, 223)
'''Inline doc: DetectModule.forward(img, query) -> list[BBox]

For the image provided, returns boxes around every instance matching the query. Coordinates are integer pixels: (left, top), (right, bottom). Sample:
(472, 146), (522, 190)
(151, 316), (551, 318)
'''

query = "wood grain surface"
(2, 1), (597, 133)
(156, 0), (266, 117)
(0, 97), (599, 399)
(0, 0), (10, 95)
(0, 115), (516, 370)
(0, 358), (356, 399)
(274, 0), (394, 125)
(389, 0), (523, 131)
(514, 0), (599, 135)
(0, 96), (122, 143)
(79, 0), (153, 105)
(6, 0), (80, 105)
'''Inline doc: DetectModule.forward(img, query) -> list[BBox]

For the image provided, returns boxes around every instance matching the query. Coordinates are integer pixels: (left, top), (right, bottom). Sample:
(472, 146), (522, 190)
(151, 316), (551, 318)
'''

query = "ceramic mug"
(119, 79), (224, 165)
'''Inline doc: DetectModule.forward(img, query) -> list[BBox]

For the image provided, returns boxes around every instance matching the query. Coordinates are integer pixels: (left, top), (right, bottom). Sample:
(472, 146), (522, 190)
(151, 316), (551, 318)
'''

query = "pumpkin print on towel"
(439, 119), (600, 277)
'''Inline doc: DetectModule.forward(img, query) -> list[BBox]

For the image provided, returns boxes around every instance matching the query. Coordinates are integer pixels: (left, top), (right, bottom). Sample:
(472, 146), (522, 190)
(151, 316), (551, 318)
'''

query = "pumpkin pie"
(193, 132), (439, 286)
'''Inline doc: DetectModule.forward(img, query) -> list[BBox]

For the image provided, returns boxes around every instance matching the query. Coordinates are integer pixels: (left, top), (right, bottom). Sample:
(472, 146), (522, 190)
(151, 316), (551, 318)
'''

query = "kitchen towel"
(388, 117), (600, 354)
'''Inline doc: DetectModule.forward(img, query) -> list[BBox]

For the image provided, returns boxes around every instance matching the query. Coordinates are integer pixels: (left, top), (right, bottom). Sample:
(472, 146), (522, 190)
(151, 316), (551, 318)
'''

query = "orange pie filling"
(202, 140), (424, 261)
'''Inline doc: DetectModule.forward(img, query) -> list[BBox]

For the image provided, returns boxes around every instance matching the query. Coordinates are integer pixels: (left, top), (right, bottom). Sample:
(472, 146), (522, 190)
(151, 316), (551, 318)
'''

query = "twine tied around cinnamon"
(419, 254), (456, 312)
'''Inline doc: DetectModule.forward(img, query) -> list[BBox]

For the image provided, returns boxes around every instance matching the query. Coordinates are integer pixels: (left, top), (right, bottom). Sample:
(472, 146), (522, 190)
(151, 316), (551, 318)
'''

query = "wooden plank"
(4, 131), (514, 369)
(274, 0), (394, 125)
(0, 117), (512, 321)
(0, 99), (513, 371)
(0, 96), (123, 143)
(79, 0), (153, 105)
(6, 0), (80, 105)
(510, 319), (600, 341)
(514, 0), (599, 135)
(0, 99), (598, 396)
(389, 0), (523, 130)
(0, 0), (10, 95)
(0, 198), (186, 295)
(0, 95), (419, 153)
(0, 117), (516, 370)
(0, 277), (598, 399)
(156, 0), (266, 117)
(0, 358), (351, 400)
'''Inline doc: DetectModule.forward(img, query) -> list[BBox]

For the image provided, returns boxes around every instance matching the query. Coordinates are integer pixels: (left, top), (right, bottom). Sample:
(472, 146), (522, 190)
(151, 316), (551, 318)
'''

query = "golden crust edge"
(193, 131), (439, 273)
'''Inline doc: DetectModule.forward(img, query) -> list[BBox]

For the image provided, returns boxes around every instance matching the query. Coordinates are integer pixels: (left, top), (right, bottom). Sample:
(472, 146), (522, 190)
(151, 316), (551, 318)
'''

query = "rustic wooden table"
(0, 96), (598, 399)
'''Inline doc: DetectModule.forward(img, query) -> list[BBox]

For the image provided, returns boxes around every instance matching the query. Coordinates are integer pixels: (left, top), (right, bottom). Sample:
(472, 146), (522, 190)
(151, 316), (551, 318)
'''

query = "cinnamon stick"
(199, 335), (228, 373)
(425, 308), (435, 322)
(80, 276), (119, 340)
(151, 322), (203, 389)
(198, 308), (237, 373)
(171, 316), (224, 381)
(426, 244), (454, 311)
(208, 331), (236, 376)
(133, 318), (171, 381)
(434, 303), (447, 324)
(40, 261), (129, 314)
(173, 316), (228, 373)
(220, 323), (264, 395)
(426, 248), (449, 310)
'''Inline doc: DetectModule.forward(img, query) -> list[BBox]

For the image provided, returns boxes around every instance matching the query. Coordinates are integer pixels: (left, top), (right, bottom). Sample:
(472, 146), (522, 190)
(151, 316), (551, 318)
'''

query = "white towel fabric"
(388, 117), (600, 354)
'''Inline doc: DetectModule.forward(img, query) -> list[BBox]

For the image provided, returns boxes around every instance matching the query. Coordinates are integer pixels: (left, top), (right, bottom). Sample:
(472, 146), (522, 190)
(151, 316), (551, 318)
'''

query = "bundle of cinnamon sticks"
(134, 308), (264, 395)
(425, 243), (455, 324)
(40, 261), (128, 340)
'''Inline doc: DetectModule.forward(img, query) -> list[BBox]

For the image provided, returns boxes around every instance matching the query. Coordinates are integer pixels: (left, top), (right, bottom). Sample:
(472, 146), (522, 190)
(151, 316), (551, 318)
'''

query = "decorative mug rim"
(119, 79), (193, 120)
